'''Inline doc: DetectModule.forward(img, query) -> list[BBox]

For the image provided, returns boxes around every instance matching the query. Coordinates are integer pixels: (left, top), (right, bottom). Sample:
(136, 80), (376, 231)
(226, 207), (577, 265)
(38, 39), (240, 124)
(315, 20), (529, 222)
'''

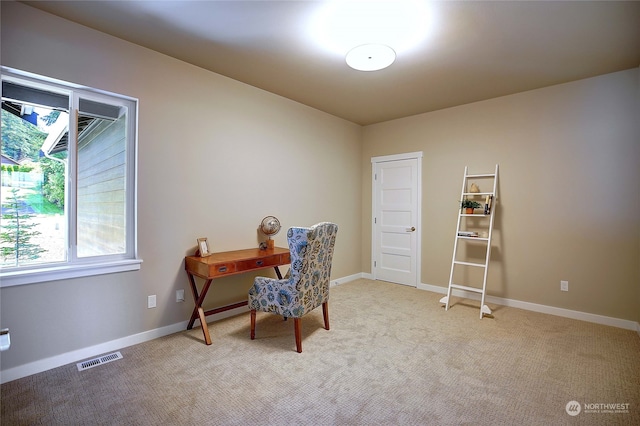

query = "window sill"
(0, 259), (143, 287)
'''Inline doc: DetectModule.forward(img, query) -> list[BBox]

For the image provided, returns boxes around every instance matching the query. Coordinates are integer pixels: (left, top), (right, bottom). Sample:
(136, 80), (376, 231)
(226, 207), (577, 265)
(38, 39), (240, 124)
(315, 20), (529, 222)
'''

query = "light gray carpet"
(2, 279), (639, 425)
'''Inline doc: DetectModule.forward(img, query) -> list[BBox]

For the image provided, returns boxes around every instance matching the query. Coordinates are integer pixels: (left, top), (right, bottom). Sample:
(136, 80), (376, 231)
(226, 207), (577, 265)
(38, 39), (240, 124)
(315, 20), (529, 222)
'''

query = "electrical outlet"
(176, 289), (185, 302)
(148, 295), (157, 308)
(560, 280), (569, 292)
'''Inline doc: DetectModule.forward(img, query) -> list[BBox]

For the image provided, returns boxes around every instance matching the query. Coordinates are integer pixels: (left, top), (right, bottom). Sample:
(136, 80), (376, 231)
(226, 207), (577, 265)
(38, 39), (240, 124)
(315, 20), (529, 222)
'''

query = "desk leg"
(186, 273), (213, 345)
(275, 266), (283, 280)
(198, 307), (211, 345)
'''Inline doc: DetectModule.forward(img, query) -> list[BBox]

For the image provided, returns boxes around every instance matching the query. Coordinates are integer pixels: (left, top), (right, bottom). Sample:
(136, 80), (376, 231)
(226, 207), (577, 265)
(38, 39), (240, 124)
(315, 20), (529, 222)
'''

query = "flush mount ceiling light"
(346, 44), (396, 71)
(308, 0), (434, 71)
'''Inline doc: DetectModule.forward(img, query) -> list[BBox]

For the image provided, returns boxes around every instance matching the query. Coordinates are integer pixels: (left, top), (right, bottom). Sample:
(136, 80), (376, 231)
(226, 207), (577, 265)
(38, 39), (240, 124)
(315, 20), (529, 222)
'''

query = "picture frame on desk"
(197, 237), (212, 257)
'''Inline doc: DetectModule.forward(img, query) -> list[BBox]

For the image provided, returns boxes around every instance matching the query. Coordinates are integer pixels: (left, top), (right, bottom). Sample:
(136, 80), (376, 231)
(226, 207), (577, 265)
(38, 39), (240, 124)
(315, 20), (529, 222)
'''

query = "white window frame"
(0, 67), (141, 287)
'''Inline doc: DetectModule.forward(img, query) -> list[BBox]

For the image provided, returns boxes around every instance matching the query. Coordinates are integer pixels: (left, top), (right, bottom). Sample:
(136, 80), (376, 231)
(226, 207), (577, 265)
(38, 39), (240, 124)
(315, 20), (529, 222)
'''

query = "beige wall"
(0, 2), (362, 372)
(362, 68), (640, 322)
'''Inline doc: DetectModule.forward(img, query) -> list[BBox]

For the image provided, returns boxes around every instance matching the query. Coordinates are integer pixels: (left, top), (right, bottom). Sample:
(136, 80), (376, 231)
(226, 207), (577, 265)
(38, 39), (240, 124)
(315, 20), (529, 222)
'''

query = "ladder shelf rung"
(451, 284), (484, 293)
(457, 236), (489, 241)
(465, 173), (496, 178)
(454, 260), (486, 267)
(462, 192), (494, 196)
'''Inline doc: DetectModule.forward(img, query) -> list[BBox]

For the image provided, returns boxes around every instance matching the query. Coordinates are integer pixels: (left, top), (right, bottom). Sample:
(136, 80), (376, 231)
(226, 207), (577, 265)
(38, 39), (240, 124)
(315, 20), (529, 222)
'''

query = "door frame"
(371, 151), (423, 286)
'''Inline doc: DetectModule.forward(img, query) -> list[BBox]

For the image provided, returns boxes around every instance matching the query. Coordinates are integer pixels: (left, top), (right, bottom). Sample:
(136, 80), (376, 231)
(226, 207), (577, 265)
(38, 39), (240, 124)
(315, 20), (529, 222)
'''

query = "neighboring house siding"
(77, 116), (126, 257)
(1, 154), (20, 165)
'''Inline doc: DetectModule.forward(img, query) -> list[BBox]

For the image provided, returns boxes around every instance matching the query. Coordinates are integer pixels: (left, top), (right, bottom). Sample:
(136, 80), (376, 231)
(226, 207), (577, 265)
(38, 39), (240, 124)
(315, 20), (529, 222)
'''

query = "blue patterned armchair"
(248, 222), (338, 353)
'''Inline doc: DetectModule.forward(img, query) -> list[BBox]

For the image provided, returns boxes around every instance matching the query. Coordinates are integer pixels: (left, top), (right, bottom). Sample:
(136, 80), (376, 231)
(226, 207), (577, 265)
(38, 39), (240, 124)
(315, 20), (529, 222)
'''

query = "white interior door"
(372, 153), (422, 287)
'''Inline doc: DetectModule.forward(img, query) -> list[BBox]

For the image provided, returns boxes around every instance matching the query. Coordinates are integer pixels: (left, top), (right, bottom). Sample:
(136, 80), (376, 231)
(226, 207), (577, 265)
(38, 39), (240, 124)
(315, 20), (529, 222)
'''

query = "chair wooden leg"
(294, 318), (302, 353)
(322, 302), (330, 330)
(250, 310), (256, 340)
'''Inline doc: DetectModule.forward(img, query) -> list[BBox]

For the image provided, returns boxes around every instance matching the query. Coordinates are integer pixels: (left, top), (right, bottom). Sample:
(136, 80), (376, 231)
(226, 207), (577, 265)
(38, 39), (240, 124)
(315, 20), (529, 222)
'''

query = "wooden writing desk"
(184, 247), (290, 345)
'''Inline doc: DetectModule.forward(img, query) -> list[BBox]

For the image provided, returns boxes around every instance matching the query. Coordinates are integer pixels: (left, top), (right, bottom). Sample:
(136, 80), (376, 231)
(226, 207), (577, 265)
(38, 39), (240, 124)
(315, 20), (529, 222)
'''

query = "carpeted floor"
(2, 279), (639, 425)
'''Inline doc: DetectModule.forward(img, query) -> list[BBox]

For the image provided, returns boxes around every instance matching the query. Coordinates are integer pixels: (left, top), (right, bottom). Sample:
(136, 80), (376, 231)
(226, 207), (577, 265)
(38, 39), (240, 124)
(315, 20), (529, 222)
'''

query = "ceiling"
(21, 1), (640, 126)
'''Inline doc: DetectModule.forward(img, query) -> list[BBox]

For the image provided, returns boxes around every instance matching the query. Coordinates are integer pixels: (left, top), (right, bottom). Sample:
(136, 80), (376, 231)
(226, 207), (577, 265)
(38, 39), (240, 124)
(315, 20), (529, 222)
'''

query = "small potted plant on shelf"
(461, 199), (483, 214)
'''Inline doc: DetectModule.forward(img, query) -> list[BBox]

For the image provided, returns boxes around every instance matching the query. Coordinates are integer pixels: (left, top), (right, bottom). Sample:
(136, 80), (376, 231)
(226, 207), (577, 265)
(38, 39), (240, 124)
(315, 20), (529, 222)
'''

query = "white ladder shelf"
(440, 165), (498, 319)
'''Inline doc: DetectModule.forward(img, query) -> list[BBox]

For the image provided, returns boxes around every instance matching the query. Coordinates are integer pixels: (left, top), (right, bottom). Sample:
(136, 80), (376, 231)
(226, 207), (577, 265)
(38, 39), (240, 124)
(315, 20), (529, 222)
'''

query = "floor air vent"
(77, 351), (123, 371)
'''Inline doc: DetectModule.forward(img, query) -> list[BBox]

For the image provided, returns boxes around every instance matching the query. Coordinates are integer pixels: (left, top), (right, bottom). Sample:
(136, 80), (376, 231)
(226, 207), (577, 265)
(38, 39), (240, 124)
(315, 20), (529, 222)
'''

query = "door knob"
(407, 227), (416, 232)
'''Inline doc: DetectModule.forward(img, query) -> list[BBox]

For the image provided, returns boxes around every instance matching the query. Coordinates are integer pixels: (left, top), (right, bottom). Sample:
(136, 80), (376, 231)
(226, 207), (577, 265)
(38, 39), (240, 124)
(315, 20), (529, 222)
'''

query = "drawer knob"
(218, 266), (227, 272)
(256, 260), (264, 266)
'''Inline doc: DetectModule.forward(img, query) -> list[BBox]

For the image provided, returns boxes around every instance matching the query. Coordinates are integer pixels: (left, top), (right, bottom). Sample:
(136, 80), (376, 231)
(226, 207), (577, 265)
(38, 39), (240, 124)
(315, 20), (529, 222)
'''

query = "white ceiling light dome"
(346, 44), (396, 71)
(309, 0), (432, 71)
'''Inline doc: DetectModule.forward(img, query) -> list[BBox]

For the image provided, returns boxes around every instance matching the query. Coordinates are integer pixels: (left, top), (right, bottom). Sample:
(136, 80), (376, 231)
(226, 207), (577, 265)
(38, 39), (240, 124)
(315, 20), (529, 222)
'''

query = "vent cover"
(77, 351), (123, 371)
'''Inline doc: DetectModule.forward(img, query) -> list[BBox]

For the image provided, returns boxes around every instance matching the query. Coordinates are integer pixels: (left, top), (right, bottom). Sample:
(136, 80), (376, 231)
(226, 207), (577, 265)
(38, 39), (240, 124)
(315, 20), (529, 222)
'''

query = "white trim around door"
(371, 151), (422, 287)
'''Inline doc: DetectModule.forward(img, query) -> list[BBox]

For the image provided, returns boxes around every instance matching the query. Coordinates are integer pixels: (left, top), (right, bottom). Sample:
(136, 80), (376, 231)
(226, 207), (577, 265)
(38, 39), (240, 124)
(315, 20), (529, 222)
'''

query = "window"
(1, 67), (140, 286)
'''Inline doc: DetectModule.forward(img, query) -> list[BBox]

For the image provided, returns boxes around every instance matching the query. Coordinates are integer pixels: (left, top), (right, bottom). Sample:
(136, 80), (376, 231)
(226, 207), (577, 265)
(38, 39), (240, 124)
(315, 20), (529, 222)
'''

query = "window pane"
(1, 68), (138, 285)
(76, 99), (127, 258)
(1, 97), (68, 267)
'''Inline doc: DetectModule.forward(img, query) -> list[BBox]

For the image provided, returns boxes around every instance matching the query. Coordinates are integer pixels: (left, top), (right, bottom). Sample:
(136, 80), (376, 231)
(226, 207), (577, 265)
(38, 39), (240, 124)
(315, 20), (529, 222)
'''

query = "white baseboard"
(419, 282), (640, 333)
(331, 272), (370, 287)
(0, 305), (248, 384)
(3, 275), (371, 383)
(3, 274), (637, 384)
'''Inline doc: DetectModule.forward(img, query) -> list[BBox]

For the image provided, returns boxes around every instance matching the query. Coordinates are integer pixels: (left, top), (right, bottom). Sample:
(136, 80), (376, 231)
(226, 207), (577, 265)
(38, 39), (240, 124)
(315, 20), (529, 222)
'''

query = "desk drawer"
(208, 262), (237, 277)
(237, 255), (282, 272)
